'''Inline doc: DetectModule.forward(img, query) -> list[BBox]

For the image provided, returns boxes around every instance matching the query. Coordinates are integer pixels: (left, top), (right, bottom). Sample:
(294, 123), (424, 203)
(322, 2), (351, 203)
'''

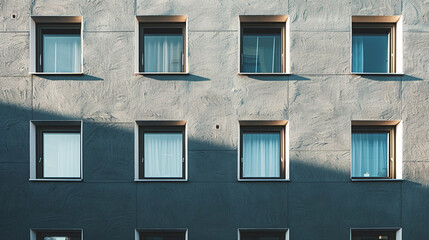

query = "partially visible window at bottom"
(36, 231), (81, 240)
(352, 230), (396, 240)
(139, 231), (186, 240)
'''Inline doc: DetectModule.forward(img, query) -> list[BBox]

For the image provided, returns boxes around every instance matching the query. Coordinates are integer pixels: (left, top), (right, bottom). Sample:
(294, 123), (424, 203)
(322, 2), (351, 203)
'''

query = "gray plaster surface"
(0, 0), (429, 239)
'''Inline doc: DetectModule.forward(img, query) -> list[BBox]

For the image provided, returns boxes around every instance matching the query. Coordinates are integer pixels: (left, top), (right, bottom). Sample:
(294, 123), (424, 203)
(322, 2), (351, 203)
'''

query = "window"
(30, 121), (82, 180)
(351, 16), (402, 74)
(239, 16), (289, 74)
(352, 125), (395, 179)
(352, 229), (398, 240)
(139, 231), (186, 240)
(137, 16), (187, 73)
(33, 230), (81, 240)
(239, 229), (287, 240)
(239, 121), (288, 180)
(137, 121), (186, 180)
(30, 17), (83, 74)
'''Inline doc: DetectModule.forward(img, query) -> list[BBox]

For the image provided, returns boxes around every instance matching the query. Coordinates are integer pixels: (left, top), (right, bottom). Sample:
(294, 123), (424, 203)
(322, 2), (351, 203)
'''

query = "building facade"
(0, 0), (429, 239)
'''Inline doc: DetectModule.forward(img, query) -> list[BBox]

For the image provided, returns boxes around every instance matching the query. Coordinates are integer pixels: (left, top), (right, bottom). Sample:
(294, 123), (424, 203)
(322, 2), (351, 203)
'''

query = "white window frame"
(29, 120), (83, 181)
(30, 228), (83, 240)
(350, 120), (403, 181)
(135, 15), (189, 75)
(237, 120), (290, 181)
(134, 121), (188, 182)
(135, 228), (188, 240)
(350, 228), (402, 240)
(238, 15), (291, 75)
(238, 228), (289, 240)
(350, 15), (403, 75)
(30, 16), (84, 75)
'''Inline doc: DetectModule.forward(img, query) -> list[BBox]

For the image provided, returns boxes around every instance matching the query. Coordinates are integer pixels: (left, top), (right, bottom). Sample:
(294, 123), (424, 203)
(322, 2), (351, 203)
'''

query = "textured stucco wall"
(0, 0), (429, 239)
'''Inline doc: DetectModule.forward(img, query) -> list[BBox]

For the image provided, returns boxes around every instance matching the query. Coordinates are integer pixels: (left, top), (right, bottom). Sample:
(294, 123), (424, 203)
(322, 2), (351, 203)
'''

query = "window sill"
(238, 72), (291, 76)
(350, 178), (404, 182)
(29, 178), (83, 182)
(351, 72), (404, 76)
(134, 179), (188, 182)
(30, 72), (84, 75)
(238, 179), (290, 182)
(136, 72), (189, 75)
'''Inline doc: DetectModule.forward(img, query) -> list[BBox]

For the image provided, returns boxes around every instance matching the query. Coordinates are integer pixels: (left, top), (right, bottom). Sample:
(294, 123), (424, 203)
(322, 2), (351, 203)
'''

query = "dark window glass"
(352, 230), (396, 240)
(140, 231), (186, 240)
(241, 25), (282, 73)
(139, 23), (185, 72)
(36, 231), (81, 240)
(36, 24), (81, 73)
(240, 230), (286, 240)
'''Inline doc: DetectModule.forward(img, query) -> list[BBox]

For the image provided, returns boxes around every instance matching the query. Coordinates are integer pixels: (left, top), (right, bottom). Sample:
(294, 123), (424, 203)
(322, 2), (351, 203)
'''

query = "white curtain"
(242, 133), (280, 178)
(43, 133), (81, 178)
(144, 35), (183, 72)
(45, 237), (69, 240)
(352, 132), (389, 177)
(242, 35), (281, 73)
(352, 35), (364, 72)
(144, 133), (183, 178)
(43, 34), (81, 72)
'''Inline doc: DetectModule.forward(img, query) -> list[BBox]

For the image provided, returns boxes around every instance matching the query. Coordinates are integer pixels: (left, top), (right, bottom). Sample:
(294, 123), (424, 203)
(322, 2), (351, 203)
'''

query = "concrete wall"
(1, 0), (429, 239)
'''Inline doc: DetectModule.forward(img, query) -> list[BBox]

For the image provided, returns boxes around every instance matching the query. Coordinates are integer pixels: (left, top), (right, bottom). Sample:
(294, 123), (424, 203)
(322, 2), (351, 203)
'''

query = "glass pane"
(352, 32), (389, 73)
(144, 133), (183, 178)
(242, 29), (281, 73)
(353, 236), (390, 240)
(144, 33), (183, 72)
(43, 132), (81, 178)
(242, 133), (280, 178)
(352, 132), (389, 177)
(43, 34), (81, 72)
(44, 237), (70, 240)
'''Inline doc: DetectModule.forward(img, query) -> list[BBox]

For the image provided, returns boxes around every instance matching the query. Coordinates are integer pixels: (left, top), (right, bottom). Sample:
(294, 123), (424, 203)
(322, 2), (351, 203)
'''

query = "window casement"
(351, 229), (399, 240)
(30, 17), (83, 74)
(239, 229), (288, 240)
(137, 16), (188, 74)
(239, 121), (288, 180)
(352, 124), (397, 179)
(139, 231), (186, 240)
(137, 121), (187, 180)
(351, 16), (403, 74)
(32, 230), (82, 240)
(30, 121), (82, 181)
(239, 15), (289, 74)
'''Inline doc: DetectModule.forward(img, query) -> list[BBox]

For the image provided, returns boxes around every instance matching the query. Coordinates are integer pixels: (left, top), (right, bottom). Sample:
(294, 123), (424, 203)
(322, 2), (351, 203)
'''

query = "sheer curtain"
(242, 133), (280, 178)
(43, 34), (81, 72)
(242, 35), (281, 73)
(144, 35), (183, 72)
(43, 133), (81, 178)
(352, 35), (364, 72)
(352, 132), (389, 177)
(144, 133), (183, 178)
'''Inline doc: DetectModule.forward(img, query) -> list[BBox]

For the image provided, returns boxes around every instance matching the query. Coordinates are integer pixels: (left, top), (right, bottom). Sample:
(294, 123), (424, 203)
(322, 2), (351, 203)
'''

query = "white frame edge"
(29, 120), (83, 181)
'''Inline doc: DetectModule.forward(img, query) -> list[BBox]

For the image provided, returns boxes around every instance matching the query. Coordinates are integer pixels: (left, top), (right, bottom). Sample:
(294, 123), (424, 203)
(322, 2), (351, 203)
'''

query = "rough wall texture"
(0, 0), (429, 239)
